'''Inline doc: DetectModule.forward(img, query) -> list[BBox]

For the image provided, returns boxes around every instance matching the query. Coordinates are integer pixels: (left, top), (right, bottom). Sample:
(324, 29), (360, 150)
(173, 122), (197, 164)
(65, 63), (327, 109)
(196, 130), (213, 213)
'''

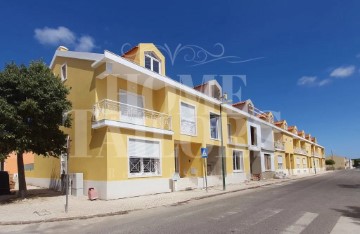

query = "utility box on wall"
(70, 173), (83, 197)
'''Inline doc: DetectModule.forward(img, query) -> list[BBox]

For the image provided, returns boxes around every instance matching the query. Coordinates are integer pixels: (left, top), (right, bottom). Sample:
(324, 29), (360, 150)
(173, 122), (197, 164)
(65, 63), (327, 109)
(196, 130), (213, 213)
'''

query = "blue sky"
(1, 0), (359, 158)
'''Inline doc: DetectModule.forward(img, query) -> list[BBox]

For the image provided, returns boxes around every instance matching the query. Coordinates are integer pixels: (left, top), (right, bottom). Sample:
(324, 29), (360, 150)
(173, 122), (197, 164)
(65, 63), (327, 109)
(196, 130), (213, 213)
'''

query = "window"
(233, 150), (243, 171)
(250, 126), (257, 146)
(227, 123), (232, 143)
(61, 64), (67, 81)
(128, 139), (160, 176)
(119, 90), (145, 125)
(145, 52), (161, 73)
(296, 157), (301, 168)
(264, 154), (272, 171)
(302, 158), (307, 168)
(277, 155), (283, 170)
(210, 113), (220, 139)
(180, 102), (196, 135)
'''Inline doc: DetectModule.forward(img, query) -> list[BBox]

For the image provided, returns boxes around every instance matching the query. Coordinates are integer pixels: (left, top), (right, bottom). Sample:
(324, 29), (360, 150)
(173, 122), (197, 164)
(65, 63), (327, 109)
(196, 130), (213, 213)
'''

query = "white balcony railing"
(294, 147), (307, 155)
(93, 99), (172, 131)
(274, 140), (285, 150)
(312, 152), (321, 158)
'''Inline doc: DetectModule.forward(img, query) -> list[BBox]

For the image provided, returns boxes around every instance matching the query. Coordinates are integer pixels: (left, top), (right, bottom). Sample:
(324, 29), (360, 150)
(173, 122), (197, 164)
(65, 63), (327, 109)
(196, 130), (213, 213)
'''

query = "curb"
(0, 172), (329, 225)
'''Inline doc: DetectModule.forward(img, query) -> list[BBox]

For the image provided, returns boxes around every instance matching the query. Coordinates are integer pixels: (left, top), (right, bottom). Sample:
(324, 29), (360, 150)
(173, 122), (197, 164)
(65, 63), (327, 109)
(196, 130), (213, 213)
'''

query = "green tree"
(325, 159), (335, 166)
(0, 61), (71, 198)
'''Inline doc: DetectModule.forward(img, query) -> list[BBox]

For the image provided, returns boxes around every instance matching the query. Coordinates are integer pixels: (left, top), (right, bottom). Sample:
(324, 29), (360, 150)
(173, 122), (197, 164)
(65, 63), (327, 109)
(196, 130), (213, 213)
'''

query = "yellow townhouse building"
(272, 122), (325, 175)
(26, 43), (325, 199)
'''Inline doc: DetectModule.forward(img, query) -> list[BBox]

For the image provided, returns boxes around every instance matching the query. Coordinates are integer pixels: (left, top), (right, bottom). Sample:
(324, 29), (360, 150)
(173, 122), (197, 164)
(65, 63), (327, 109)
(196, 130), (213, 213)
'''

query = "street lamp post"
(219, 103), (226, 191)
(219, 93), (230, 191)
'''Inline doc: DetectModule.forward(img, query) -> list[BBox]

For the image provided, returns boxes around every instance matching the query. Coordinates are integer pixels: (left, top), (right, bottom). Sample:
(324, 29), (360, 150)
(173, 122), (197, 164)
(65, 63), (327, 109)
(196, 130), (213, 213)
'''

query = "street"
(2, 170), (360, 234)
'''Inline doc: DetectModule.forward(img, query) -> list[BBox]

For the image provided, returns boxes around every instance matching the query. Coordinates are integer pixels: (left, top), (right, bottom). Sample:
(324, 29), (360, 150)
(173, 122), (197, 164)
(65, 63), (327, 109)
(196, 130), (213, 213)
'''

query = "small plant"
(325, 159), (335, 166)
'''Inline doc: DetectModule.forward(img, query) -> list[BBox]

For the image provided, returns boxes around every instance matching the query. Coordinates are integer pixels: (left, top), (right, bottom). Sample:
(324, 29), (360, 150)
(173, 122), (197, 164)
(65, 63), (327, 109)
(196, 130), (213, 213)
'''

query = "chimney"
(57, 46), (69, 51)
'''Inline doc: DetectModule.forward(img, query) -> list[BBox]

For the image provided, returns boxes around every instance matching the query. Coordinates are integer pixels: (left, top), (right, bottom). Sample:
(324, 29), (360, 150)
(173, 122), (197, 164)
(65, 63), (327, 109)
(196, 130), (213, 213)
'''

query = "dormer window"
(145, 52), (161, 74)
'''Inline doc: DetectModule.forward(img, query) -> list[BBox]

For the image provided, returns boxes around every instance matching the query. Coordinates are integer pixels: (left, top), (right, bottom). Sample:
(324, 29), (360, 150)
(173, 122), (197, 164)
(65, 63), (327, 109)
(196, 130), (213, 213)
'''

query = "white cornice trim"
(49, 50), (103, 69)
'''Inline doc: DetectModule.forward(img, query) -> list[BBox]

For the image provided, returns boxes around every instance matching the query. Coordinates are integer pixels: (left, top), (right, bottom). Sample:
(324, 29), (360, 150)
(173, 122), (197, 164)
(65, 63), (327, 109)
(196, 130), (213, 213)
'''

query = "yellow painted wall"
(283, 134), (294, 154)
(228, 117), (247, 145)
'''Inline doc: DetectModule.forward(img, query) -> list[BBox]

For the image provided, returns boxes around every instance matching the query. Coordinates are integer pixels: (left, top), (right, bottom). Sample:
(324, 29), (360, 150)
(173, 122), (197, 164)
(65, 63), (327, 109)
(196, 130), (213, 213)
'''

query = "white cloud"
(297, 76), (317, 86)
(74, 36), (95, 52)
(330, 65), (355, 78)
(297, 76), (331, 87)
(34, 26), (96, 52)
(34, 26), (76, 45)
(318, 79), (331, 86)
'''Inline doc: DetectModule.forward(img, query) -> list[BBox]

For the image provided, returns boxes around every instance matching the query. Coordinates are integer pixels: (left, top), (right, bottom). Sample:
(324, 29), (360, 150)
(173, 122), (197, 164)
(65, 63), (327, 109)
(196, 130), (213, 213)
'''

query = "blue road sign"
(201, 148), (208, 158)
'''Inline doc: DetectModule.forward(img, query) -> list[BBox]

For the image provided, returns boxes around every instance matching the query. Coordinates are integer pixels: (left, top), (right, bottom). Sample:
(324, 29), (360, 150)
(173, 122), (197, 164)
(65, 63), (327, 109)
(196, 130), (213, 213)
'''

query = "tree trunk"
(0, 159), (4, 171)
(17, 151), (27, 198)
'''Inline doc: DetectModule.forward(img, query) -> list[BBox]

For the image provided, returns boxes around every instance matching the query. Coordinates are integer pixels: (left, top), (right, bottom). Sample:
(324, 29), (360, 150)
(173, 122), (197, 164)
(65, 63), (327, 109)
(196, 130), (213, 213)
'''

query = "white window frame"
(277, 155), (283, 170)
(296, 157), (301, 168)
(232, 150), (244, 172)
(227, 123), (231, 142)
(127, 137), (162, 178)
(264, 154), (272, 171)
(145, 51), (161, 74)
(180, 101), (197, 136)
(302, 158), (307, 168)
(248, 123), (260, 147)
(209, 112), (220, 140)
(61, 63), (67, 81)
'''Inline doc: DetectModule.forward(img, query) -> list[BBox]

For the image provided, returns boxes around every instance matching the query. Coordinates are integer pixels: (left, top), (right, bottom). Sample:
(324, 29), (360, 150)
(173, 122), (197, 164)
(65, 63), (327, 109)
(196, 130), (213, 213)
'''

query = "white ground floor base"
(289, 167), (325, 175)
(27, 172), (248, 200)
(173, 172), (248, 191)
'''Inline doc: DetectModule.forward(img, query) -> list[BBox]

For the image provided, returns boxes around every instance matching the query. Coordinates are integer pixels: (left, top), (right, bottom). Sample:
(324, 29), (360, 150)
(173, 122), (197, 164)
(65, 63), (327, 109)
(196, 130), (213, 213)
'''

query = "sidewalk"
(0, 171), (331, 225)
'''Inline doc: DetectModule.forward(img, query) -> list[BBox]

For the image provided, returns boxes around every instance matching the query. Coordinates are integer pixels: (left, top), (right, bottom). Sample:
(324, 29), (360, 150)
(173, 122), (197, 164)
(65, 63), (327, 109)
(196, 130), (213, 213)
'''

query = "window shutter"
(128, 139), (160, 158)
(181, 103), (195, 122)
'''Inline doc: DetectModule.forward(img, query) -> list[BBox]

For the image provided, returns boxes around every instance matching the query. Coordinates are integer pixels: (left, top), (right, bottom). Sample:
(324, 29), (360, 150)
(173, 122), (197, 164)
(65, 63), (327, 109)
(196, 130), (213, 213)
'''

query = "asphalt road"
(3, 170), (360, 234)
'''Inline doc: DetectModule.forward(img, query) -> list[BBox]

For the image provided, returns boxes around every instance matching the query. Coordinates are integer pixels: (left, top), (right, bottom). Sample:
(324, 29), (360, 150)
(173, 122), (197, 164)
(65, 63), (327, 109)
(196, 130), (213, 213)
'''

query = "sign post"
(201, 148), (208, 192)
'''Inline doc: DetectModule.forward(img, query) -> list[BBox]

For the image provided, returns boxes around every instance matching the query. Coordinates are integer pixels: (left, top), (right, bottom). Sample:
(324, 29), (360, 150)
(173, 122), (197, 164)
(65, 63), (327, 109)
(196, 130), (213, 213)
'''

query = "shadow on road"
(337, 184), (360, 189)
(333, 206), (360, 222)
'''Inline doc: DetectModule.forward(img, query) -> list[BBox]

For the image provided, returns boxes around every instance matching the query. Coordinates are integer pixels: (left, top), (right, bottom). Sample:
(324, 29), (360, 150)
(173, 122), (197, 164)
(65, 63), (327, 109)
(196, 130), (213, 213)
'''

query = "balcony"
(92, 99), (173, 135)
(294, 147), (307, 155)
(274, 140), (285, 151)
(312, 152), (321, 158)
(228, 136), (248, 148)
